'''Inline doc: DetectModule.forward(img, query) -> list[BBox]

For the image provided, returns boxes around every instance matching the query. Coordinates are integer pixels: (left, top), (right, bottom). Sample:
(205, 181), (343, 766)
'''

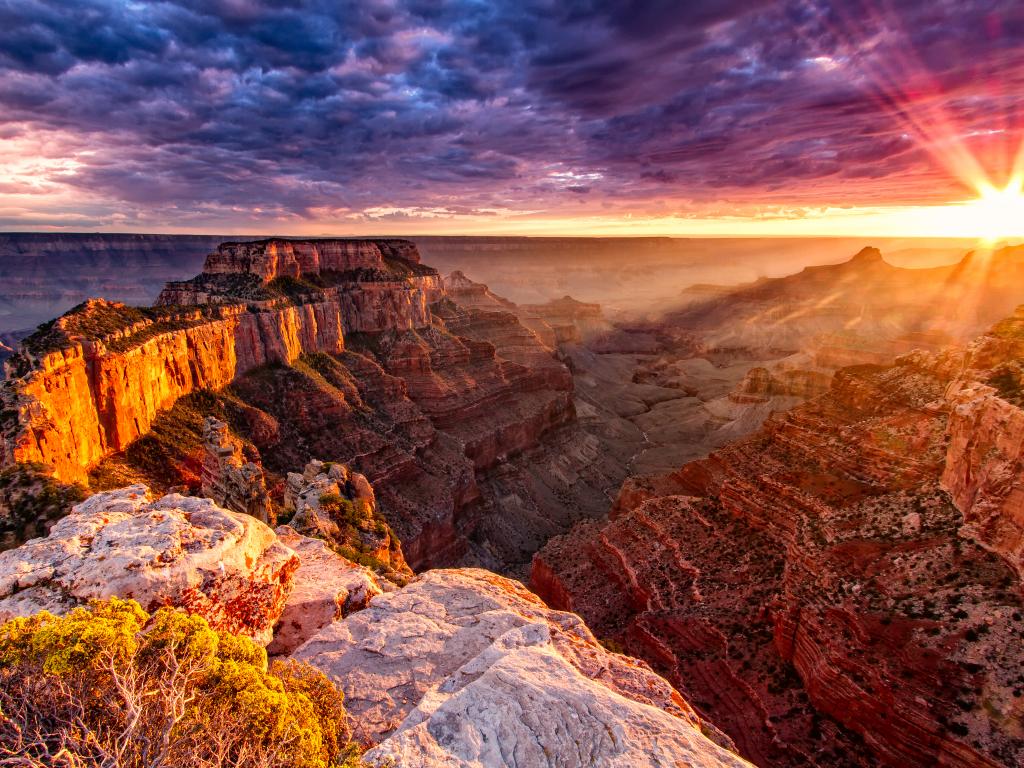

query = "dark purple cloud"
(0, 0), (1022, 229)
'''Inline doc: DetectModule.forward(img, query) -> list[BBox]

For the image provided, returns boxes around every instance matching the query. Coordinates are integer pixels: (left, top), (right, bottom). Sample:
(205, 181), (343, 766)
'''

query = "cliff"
(2, 239), (441, 486)
(294, 567), (751, 768)
(0, 485), (298, 645)
(1, 299), (348, 484)
(2, 238), (585, 574)
(532, 308), (1024, 768)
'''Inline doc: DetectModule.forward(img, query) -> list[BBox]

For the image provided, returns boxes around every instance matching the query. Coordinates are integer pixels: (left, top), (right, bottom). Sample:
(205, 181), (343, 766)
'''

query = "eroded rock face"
(2, 239), (439, 486)
(943, 380), (1024, 581)
(0, 486), (298, 644)
(2, 240), (588, 576)
(1, 300), (349, 485)
(203, 238), (386, 281)
(533, 312), (1024, 767)
(281, 458), (410, 580)
(201, 417), (272, 523)
(267, 525), (391, 656)
(293, 568), (750, 768)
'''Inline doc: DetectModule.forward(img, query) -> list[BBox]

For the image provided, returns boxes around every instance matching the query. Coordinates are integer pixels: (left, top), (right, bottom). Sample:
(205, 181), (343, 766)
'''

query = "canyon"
(0, 238), (613, 575)
(3, 235), (1024, 766)
(532, 308), (1024, 767)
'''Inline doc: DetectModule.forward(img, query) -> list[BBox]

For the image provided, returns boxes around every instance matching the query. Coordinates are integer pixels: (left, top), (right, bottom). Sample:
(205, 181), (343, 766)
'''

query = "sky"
(1, 0), (1023, 237)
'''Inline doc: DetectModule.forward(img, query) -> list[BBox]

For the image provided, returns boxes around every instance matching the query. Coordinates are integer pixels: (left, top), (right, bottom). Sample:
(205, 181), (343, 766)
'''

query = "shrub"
(0, 599), (361, 768)
(0, 462), (87, 551)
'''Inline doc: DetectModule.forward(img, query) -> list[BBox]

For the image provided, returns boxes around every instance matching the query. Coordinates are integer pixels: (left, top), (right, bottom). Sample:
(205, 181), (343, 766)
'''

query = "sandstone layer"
(0, 486), (298, 644)
(293, 567), (751, 768)
(533, 309), (1024, 768)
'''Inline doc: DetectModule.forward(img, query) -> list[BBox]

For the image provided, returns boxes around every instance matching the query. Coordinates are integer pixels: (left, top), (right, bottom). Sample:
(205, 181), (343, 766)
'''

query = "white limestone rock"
(267, 525), (392, 656)
(293, 568), (750, 768)
(0, 485), (298, 644)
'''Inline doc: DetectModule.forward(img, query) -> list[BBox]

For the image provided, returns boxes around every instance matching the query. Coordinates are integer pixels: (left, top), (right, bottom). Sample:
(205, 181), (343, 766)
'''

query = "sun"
(964, 180), (1024, 243)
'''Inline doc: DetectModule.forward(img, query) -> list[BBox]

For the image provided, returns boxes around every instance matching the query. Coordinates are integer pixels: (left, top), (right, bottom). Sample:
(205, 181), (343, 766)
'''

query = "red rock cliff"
(2, 239), (439, 486)
(532, 308), (1024, 768)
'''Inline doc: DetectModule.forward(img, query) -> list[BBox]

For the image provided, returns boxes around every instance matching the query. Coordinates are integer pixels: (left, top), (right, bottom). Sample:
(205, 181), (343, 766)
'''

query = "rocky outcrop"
(267, 525), (390, 656)
(533, 312), (1024, 768)
(201, 417), (272, 523)
(940, 313), (1024, 582)
(0, 486), (298, 644)
(293, 568), (750, 768)
(729, 365), (833, 403)
(202, 238), (387, 281)
(519, 295), (609, 342)
(944, 383), (1024, 579)
(282, 459), (409, 580)
(1, 299), (348, 484)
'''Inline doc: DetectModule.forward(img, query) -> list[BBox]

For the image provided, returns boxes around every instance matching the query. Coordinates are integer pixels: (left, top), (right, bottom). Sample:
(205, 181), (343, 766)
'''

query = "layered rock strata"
(201, 416), (272, 523)
(533, 309), (1024, 768)
(293, 567), (751, 768)
(2, 238), (623, 575)
(0, 486), (298, 644)
(2, 239), (441, 485)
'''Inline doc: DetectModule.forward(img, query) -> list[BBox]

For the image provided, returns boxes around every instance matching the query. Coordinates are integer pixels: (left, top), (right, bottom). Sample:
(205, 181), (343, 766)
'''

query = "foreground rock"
(293, 568), (750, 768)
(0, 486), (297, 644)
(267, 525), (391, 656)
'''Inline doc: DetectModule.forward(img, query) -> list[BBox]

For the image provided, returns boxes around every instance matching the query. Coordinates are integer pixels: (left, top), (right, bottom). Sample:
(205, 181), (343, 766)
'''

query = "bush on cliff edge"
(0, 598), (361, 768)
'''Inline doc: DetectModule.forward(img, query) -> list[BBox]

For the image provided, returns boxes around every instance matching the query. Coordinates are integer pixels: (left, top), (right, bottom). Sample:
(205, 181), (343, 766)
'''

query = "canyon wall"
(1, 239), (440, 486)
(532, 308), (1024, 768)
(2, 238), (585, 575)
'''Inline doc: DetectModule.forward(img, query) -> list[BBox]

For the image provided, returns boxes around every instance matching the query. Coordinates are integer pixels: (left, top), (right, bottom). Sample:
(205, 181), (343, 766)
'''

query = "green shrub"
(0, 462), (87, 551)
(0, 599), (362, 768)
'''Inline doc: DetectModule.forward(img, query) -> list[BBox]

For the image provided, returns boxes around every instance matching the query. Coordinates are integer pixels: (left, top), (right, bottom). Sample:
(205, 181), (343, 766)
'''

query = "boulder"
(293, 568), (749, 768)
(0, 485), (297, 644)
(267, 525), (391, 656)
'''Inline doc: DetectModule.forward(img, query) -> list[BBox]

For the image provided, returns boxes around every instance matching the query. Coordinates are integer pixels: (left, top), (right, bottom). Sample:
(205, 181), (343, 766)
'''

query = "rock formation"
(1, 298), (347, 484)
(267, 525), (391, 656)
(533, 308), (1024, 768)
(0, 473), (754, 767)
(1, 238), (608, 574)
(293, 567), (751, 768)
(201, 416), (272, 523)
(0, 486), (298, 644)
(0, 239), (444, 484)
(281, 458), (409, 582)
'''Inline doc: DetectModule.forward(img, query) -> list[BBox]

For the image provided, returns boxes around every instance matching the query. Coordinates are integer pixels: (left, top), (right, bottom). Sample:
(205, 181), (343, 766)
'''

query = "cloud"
(0, 0), (1021, 230)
